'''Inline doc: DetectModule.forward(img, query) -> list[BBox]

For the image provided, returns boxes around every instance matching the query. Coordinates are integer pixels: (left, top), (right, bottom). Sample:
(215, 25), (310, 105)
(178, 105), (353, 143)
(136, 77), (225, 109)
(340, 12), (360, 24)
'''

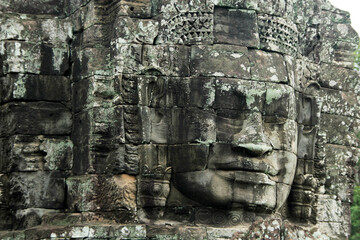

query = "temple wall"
(0, 0), (359, 239)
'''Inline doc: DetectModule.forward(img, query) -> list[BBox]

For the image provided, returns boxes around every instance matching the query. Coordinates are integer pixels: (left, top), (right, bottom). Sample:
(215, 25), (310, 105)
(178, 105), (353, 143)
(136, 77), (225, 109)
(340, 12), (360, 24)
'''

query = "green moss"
(266, 88), (283, 105)
(13, 75), (26, 98)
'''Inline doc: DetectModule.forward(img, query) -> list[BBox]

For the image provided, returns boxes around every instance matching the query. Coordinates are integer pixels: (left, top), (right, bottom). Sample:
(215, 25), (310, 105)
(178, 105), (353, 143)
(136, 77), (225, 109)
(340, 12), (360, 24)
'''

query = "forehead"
(213, 78), (295, 114)
(137, 76), (295, 108)
(136, 76), (296, 121)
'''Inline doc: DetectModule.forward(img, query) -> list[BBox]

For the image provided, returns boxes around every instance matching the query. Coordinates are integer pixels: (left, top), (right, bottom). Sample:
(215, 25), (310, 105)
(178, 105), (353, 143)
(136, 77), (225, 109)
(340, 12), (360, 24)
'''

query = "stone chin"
(173, 170), (290, 210)
(172, 149), (297, 211)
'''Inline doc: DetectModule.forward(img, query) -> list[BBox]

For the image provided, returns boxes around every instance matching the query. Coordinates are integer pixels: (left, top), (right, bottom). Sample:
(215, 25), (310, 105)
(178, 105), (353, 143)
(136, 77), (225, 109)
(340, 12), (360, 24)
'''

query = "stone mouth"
(213, 158), (278, 176)
(216, 170), (276, 186)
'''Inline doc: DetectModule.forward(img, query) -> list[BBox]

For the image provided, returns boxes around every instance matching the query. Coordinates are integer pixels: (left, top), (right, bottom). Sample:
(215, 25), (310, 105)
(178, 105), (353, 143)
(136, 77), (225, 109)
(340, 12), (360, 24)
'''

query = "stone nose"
(232, 113), (273, 156)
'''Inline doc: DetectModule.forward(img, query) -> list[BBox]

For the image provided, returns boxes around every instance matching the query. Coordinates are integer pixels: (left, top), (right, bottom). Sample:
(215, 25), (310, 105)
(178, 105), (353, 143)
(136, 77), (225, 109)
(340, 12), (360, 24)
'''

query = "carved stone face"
(169, 78), (298, 210)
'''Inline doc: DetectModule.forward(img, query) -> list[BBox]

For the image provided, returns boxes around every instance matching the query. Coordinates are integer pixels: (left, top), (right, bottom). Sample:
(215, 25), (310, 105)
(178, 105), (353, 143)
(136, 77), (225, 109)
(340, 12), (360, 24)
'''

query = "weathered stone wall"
(0, 0), (73, 231)
(0, 0), (359, 239)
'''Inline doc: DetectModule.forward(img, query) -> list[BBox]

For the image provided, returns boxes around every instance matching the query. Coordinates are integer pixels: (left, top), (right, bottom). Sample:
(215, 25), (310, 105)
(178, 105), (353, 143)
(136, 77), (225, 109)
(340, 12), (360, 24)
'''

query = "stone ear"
(290, 84), (322, 222)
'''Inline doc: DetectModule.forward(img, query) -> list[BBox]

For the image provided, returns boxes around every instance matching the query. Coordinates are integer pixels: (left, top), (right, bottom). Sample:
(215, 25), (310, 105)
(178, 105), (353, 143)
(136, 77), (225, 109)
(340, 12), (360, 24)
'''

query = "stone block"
(0, 102), (72, 137)
(0, 16), (41, 42)
(0, 15), (71, 44)
(189, 77), (215, 108)
(41, 19), (73, 45)
(72, 111), (91, 146)
(0, 135), (72, 172)
(320, 88), (360, 118)
(116, 74), (139, 106)
(142, 45), (190, 77)
(324, 172), (352, 202)
(2, 41), (70, 75)
(80, 210), (137, 224)
(89, 74), (118, 100)
(195, 208), (257, 227)
(0, 74), (70, 103)
(66, 174), (136, 212)
(124, 105), (143, 144)
(316, 195), (345, 223)
(177, 226), (208, 239)
(214, 78), (266, 111)
(214, 7), (259, 48)
(112, 44), (190, 77)
(249, 50), (288, 83)
(63, 0), (90, 17)
(14, 208), (60, 230)
(39, 44), (70, 75)
(170, 108), (216, 144)
(72, 47), (111, 80)
(0, 138), (12, 172)
(113, 17), (159, 44)
(0, 230), (25, 239)
(92, 105), (125, 138)
(317, 40), (358, 69)
(233, 181), (276, 209)
(139, 144), (169, 178)
(146, 225), (178, 239)
(24, 226), (70, 239)
(3, 41), (41, 74)
(110, 44), (143, 74)
(168, 144), (209, 173)
(73, 106), (124, 143)
(0, 209), (13, 231)
(0, 174), (8, 207)
(0, 42), (4, 77)
(9, 171), (65, 209)
(191, 44), (250, 79)
(72, 78), (91, 112)
(207, 227), (243, 240)
(316, 222), (350, 240)
(90, 143), (130, 175)
(68, 1), (97, 31)
(0, 0), (65, 15)
(110, 225), (147, 238)
(138, 77), (215, 109)
(319, 20), (359, 43)
(72, 107), (127, 175)
(264, 83), (296, 119)
(140, 107), (170, 144)
(331, 41), (359, 69)
(76, 24), (110, 49)
(320, 63), (360, 92)
(323, 144), (355, 171)
(41, 213), (82, 226)
(320, 114), (360, 147)
(115, 0), (152, 18)
(257, 0), (287, 16)
(264, 120), (297, 153)
(152, 0), (213, 15)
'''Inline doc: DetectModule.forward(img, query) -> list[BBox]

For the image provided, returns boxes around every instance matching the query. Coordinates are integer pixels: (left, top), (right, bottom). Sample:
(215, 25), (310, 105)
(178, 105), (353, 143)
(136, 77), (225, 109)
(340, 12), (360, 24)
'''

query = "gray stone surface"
(0, 0), (359, 239)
